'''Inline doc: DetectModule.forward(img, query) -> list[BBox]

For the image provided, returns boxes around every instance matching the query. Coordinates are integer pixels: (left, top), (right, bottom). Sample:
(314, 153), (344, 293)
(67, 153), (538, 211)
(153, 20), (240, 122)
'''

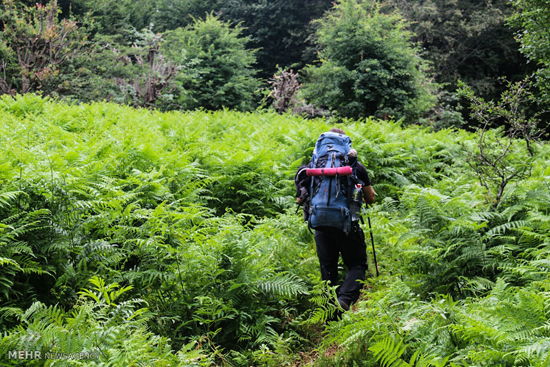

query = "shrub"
(162, 14), (260, 111)
(301, 0), (436, 122)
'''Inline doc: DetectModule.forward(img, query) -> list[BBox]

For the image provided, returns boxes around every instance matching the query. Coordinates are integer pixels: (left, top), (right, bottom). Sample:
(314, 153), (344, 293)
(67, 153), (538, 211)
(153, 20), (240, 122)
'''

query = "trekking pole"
(366, 205), (379, 277)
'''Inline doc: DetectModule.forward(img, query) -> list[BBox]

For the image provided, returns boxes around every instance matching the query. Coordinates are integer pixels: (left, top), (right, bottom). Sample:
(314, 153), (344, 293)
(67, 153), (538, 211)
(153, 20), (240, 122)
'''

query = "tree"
(458, 77), (543, 209)
(382, 0), (531, 101)
(113, 28), (179, 109)
(161, 14), (260, 111)
(152, 0), (221, 32)
(267, 68), (301, 114)
(217, 0), (333, 80)
(71, 0), (155, 42)
(0, 0), (89, 95)
(509, 0), (550, 101)
(301, 0), (435, 122)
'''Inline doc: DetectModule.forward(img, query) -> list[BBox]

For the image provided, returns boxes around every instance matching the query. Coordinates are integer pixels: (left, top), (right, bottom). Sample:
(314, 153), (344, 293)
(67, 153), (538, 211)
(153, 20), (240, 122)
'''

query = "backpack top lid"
(312, 131), (352, 163)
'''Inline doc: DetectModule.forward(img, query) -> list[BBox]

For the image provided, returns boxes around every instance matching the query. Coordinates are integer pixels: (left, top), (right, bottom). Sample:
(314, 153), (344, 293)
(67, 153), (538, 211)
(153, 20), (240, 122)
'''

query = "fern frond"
(486, 220), (529, 237)
(369, 337), (408, 367)
(256, 272), (309, 298)
(0, 191), (25, 209)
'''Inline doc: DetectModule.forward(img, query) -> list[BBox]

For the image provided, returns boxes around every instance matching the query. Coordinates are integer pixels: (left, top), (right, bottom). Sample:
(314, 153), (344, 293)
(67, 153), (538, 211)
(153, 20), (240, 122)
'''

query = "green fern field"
(1, 94), (550, 366)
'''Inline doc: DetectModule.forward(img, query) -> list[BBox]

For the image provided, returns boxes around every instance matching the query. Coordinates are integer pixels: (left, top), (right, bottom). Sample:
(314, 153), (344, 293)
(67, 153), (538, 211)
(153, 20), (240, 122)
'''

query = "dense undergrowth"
(0, 94), (550, 366)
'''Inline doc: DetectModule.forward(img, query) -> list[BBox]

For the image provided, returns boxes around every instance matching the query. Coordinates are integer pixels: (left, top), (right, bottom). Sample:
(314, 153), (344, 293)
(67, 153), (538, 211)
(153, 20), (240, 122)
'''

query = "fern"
(370, 338), (409, 367)
(3, 94), (550, 365)
(256, 272), (309, 298)
(485, 220), (529, 237)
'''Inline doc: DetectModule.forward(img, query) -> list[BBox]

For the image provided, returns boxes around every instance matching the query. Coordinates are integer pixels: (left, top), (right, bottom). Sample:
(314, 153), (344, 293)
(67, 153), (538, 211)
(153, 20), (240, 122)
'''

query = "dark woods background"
(0, 0), (547, 131)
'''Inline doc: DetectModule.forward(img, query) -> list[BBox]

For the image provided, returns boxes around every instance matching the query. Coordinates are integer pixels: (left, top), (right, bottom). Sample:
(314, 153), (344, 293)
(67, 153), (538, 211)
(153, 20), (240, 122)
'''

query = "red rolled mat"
(306, 166), (353, 176)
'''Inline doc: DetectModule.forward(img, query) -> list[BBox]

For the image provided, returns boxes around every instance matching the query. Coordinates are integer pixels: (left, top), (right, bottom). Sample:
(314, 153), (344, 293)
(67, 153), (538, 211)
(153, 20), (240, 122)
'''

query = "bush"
(301, 0), (436, 122)
(162, 14), (260, 111)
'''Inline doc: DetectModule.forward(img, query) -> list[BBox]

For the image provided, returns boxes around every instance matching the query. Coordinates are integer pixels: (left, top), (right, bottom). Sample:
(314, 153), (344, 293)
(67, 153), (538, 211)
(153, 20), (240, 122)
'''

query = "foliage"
(217, 0), (333, 80)
(113, 27), (179, 109)
(267, 68), (301, 114)
(71, 0), (155, 42)
(0, 0), (90, 95)
(310, 94), (550, 366)
(67, 0), (334, 81)
(54, 29), (181, 107)
(458, 78), (543, 207)
(152, 0), (221, 32)
(0, 277), (211, 366)
(383, 0), (530, 100)
(377, 0), (538, 130)
(1, 93), (550, 365)
(0, 94), (327, 364)
(0, 0), (163, 105)
(0, 192), (49, 309)
(1, 1), (550, 361)
(318, 276), (550, 366)
(162, 14), (260, 111)
(509, 0), (550, 99)
(301, 0), (436, 122)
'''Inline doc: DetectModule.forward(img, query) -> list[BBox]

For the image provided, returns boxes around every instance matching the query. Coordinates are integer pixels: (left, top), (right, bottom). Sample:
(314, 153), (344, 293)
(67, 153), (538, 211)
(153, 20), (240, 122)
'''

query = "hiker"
(295, 128), (375, 311)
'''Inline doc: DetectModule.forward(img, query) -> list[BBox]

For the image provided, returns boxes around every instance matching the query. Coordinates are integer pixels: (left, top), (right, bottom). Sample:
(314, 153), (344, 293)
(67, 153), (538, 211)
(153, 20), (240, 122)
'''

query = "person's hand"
(362, 185), (375, 204)
(296, 198), (301, 203)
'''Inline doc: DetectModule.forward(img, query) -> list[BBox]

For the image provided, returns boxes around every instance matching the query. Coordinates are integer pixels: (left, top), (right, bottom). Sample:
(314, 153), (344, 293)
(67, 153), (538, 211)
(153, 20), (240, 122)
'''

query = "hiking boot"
(337, 298), (350, 311)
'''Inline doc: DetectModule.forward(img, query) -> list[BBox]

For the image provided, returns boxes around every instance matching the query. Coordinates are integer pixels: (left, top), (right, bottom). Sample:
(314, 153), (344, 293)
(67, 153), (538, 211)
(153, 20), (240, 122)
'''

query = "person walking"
(295, 128), (375, 311)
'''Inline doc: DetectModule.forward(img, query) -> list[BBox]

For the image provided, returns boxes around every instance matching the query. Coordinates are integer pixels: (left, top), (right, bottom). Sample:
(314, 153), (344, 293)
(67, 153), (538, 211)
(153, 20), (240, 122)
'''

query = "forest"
(1, 0), (550, 366)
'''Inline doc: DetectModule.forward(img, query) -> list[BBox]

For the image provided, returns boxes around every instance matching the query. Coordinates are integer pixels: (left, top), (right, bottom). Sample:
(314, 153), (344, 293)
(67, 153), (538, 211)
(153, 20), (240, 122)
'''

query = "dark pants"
(314, 226), (368, 305)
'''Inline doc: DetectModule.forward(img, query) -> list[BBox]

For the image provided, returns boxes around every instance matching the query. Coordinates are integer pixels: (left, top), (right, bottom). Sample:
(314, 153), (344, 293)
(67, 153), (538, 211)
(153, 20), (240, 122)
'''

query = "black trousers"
(314, 226), (368, 305)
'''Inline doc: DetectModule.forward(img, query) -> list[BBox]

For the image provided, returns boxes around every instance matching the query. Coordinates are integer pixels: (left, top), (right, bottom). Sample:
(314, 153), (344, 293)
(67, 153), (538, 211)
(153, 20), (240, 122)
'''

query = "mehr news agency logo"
(8, 350), (100, 360)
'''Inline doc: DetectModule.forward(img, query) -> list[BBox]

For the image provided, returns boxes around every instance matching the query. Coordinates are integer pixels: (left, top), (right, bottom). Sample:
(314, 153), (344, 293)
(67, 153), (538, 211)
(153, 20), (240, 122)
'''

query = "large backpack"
(308, 131), (364, 234)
